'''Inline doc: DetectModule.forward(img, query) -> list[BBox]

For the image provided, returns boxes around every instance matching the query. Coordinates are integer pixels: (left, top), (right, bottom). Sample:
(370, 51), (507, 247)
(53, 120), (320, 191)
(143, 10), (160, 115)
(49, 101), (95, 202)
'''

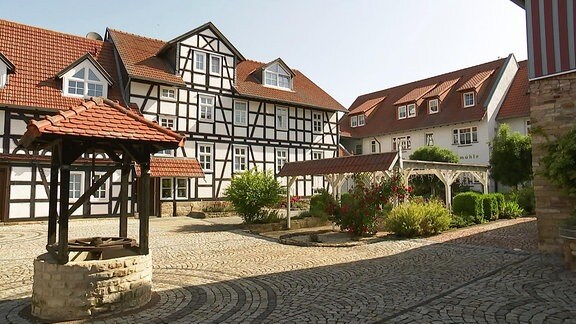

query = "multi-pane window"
(371, 140), (377, 153)
(425, 133), (434, 146)
(161, 87), (176, 99)
(452, 127), (478, 145)
(276, 107), (288, 130)
(199, 95), (214, 121)
(92, 174), (107, 199)
(264, 63), (291, 89)
(358, 114), (366, 126)
(160, 117), (175, 129)
(312, 112), (323, 133)
(210, 56), (221, 75)
(398, 106), (407, 119)
(65, 67), (105, 98)
(276, 149), (288, 173)
(161, 178), (173, 199)
(194, 52), (206, 72)
(198, 144), (212, 171)
(392, 136), (411, 151)
(234, 101), (247, 126)
(428, 99), (439, 114)
(69, 173), (83, 199)
(355, 144), (363, 155)
(234, 146), (247, 172)
(350, 115), (358, 127)
(407, 104), (416, 118)
(463, 92), (475, 107)
(176, 178), (188, 199)
(525, 119), (531, 135)
(312, 151), (323, 160)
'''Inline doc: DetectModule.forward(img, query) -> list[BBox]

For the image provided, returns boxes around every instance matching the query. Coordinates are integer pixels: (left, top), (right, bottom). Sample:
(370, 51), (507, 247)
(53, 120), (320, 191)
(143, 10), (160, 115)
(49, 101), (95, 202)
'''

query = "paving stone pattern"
(0, 217), (575, 323)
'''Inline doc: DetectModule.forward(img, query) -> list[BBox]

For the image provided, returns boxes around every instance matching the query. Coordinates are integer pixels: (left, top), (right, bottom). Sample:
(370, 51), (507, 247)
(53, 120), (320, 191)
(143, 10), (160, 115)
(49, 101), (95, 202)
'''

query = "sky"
(1, 0), (527, 108)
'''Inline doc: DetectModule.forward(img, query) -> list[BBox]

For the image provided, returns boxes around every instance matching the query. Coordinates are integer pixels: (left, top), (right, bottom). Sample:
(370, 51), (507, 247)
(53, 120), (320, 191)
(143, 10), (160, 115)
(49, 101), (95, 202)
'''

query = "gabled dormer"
(348, 96), (385, 127)
(393, 84), (436, 119)
(0, 51), (16, 88)
(456, 70), (494, 108)
(57, 53), (113, 99)
(261, 58), (295, 91)
(422, 78), (460, 114)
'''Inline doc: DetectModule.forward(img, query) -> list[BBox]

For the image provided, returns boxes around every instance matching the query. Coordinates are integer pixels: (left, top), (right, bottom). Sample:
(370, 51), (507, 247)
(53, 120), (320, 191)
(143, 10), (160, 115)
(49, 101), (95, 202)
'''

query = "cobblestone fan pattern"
(1, 217), (575, 323)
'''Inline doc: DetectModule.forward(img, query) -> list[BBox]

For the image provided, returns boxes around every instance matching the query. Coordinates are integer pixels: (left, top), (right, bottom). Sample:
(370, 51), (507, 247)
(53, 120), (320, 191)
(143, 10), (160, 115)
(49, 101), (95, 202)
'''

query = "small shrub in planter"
(482, 194), (499, 221)
(385, 200), (451, 237)
(500, 201), (524, 219)
(453, 192), (484, 224)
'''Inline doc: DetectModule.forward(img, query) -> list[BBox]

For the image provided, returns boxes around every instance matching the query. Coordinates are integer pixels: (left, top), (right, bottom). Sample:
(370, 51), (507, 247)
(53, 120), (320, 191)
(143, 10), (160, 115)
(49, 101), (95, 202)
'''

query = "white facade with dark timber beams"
(107, 22), (345, 215)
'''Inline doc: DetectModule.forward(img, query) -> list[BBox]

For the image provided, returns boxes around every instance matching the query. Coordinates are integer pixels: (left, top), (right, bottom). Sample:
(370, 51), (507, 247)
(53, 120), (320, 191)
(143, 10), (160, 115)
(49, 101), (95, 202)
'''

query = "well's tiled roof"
(0, 19), (122, 110)
(393, 84), (437, 105)
(456, 69), (494, 91)
(341, 57), (508, 138)
(497, 60), (529, 120)
(278, 152), (398, 177)
(22, 97), (184, 146)
(107, 29), (185, 87)
(348, 97), (385, 116)
(135, 157), (204, 178)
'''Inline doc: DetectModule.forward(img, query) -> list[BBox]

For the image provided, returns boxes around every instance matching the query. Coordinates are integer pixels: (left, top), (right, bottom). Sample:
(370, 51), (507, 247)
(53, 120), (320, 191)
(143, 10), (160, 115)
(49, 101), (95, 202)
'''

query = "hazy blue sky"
(1, 0), (526, 107)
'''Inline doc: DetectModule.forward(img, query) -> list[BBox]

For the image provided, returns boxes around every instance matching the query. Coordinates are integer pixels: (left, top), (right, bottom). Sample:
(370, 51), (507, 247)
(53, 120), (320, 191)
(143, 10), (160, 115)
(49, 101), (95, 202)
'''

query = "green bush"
(450, 213), (476, 228)
(310, 189), (337, 220)
(492, 193), (505, 214)
(507, 186), (535, 215)
(385, 201), (451, 237)
(293, 210), (312, 220)
(482, 194), (499, 221)
(453, 192), (484, 223)
(224, 168), (284, 224)
(500, 201), (524, 219)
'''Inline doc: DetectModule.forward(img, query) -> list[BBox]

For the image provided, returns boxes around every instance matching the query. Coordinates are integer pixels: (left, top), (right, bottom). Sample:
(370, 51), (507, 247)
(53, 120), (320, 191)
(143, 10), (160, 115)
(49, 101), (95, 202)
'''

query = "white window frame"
(175, 178), (188, 200)
(160, 86), (176, 100)
(371, 140), (377, 153)
(525, 119), (531, 135)
(234, 101), (248, 126)
(263, 63), (292, 90)
(199, 95), (214, 122)
(198, 144), (213, 172)
(161, 178), (173, 200)
(392, 136), (411, 151)
(194, 51), (206, 72)
(276, 149), (288, 173)
(312, 112), (323, 133)
(463, 92), (475, 107)
(159, 116), (175, 129)
(357, 114), (366, 126)
(210, 55), (222, 76)
(69, 172), (84, 200)
(312, 151), (324, 160)
(398, 106), (407, 119)
(62, 61), (108, 99)
(428, 99), (439, 114)
(91, 173), (108, 200)
(425, 133), (434, 146)
(233, 145), (248, 172)
(453, 127), (478, 145)
(276, 106), (288, 130)
(350, 115), (358, 127)
(407, 103), (416, 118)
(0, 62), (9, 88)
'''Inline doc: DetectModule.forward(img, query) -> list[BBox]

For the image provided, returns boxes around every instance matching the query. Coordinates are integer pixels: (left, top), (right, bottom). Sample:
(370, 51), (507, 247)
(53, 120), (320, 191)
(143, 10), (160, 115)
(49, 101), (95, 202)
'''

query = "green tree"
(490, 124), (532, 188)
(224, 168), (284, 224)
(409, 146), (459, 199)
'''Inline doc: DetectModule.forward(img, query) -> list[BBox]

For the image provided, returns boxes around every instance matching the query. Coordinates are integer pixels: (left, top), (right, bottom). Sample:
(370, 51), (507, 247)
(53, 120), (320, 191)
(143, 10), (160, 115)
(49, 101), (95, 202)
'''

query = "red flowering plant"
(333, 173), (411, 237)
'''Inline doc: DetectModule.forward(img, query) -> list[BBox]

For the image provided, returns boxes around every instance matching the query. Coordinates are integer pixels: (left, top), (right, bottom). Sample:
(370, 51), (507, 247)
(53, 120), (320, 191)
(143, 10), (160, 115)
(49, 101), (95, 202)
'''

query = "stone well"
(31, 250), (152, 321)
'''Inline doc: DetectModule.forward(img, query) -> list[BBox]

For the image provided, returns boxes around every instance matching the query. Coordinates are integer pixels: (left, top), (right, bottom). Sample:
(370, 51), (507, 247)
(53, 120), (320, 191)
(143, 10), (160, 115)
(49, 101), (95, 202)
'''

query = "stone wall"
(160, 201), (204, 216)
(530, 72), (576, 253)
(32, 253), (152, 321)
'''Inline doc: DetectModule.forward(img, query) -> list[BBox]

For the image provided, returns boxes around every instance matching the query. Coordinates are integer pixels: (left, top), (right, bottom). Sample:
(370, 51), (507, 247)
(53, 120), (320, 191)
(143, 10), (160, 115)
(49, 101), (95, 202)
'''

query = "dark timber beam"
(58, 163), (71, 264)
(119, 154), (131, 237)
(47, 144), (60, 246)
(139, 159), (151, 255)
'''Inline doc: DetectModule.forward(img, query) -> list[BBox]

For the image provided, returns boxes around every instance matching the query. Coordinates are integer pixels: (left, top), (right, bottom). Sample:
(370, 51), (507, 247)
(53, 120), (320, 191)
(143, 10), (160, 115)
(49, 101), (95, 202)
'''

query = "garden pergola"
(278, 151), (489, 229)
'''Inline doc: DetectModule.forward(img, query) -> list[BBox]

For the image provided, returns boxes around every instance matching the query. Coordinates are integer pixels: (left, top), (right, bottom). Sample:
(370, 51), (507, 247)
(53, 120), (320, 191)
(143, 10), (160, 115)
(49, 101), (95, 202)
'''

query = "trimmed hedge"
(482, 194), (499, 221)
(453, 192), (484, 223)
(385, 200), (451, 237)
(492, 193), (505, 214)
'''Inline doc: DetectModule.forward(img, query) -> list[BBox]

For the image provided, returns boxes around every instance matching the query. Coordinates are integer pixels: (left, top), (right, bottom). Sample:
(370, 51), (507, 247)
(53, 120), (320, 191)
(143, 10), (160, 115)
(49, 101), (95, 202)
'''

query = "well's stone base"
(31, 252), (152, 321)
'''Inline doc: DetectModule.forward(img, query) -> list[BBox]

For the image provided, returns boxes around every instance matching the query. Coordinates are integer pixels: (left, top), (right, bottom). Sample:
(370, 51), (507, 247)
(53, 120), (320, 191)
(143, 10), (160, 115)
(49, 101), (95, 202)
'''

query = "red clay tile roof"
(497, 60), (529, 120)
(423, 78), (460, 98)
(348, 97), (385, 116)
(135, 157), (204, 178)
(235, 60), (346, 112)
(0, 19), (122, 110)
(456, 69), (495, 91)
(341, 57), (508, 138)
(107, 29), (186, 87)
(393, 84), (437, 105)
(278, 152), (398, 177)
(21, 97), (184, 147)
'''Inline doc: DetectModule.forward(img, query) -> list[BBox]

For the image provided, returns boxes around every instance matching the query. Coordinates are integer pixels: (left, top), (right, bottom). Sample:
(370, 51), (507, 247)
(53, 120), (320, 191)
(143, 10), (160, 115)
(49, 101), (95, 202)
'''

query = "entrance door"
(0, 167), (8, 222)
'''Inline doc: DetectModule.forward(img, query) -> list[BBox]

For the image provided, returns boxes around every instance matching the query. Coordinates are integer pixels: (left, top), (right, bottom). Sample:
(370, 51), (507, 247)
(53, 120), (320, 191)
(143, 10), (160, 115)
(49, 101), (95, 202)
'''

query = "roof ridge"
(0, 19), (103, 45)
(107, 27), (166, 43)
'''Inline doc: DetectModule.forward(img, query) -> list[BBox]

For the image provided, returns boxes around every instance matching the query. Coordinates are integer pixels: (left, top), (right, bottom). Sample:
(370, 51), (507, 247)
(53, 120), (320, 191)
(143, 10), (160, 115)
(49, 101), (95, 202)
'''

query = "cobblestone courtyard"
(0, 216), (575, 323)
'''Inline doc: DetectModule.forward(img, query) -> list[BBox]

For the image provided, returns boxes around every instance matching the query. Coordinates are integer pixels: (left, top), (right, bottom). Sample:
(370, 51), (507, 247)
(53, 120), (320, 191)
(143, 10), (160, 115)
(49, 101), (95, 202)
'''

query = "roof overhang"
(56, 53), (114, 86)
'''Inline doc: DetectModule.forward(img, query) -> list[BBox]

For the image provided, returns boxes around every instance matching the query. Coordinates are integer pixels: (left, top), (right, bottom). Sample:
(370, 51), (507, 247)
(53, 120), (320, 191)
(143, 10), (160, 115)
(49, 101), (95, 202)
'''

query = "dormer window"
(264, 63), (292, 90)
(428, 99), (439, 114)
(0, 52), (15, 89)
(357, 114), (366, 126)
(407, 103), (416, 118)
(398, 106), (407, 119)
(59, 55), (111, 99)
(463, 92), (475, 107)
(350, 115), (358, 127)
